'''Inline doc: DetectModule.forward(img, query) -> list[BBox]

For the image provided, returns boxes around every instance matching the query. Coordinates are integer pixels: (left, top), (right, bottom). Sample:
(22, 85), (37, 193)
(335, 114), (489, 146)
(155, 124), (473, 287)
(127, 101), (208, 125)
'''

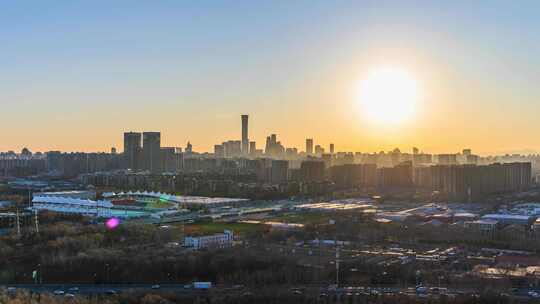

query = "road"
(3, 283), (538, 301)
(1, 283), (208, 295)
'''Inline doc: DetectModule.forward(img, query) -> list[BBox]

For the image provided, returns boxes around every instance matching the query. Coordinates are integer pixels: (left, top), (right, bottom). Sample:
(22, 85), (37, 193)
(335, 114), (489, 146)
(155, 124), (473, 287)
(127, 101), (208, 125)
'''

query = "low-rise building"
(0, 201), (14, 209)
(184, 230), (234, 250)
(465, 219), (499, 232)
(481, 214), (532, 226)
(531, 218), (540, 238)
(36, 190), (96, 200)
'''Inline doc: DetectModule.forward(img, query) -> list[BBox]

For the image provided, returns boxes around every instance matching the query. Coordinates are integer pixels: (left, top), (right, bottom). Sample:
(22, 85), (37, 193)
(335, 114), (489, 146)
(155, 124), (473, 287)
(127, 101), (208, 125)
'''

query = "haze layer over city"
(3, 1), (540, 304)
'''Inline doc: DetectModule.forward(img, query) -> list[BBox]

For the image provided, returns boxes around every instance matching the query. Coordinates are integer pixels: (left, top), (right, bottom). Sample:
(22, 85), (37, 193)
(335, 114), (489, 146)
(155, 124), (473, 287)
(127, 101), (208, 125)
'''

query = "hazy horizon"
(3, 1), (540, 155)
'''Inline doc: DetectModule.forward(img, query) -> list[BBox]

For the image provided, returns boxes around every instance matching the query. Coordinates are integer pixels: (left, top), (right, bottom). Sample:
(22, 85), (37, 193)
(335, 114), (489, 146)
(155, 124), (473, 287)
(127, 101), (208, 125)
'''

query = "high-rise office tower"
(329, 143), (335, 154)
(241, 115), (249, 155)
(223, 140), (241, 157)
(306, 138), (314, 155)
(271, 160), (289, 184)
(143, 132), (161, 173)
(124, 132), (142, 170)
(300, 160), (325, 182)
(160, 147), (176, 172)
(249, 141), (256, 156)
(214, 144), (225, 158)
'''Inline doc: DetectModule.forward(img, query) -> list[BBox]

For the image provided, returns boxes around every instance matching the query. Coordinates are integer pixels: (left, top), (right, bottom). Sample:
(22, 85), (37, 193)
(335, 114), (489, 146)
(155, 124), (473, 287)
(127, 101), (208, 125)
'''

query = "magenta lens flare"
(105, 217), (120, 230)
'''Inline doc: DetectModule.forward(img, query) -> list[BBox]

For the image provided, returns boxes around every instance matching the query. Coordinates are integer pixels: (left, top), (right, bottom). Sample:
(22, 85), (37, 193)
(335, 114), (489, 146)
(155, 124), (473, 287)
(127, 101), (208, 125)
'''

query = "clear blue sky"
(2, 1), (540, 154)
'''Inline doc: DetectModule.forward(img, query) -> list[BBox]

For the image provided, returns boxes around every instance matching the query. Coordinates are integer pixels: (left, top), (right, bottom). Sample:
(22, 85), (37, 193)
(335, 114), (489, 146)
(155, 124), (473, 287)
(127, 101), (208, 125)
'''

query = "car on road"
(194, 282), (212, 290)
(106, 289), (118, 295)
(416, 286), (428, 294)
(528, 291), (540, 298)
(64, 293), (75, 299)
(151, 284), (161, 290)
(430, 287), (448, 294)
(68, 287), (79, 292)
(53, 290), (65, 296)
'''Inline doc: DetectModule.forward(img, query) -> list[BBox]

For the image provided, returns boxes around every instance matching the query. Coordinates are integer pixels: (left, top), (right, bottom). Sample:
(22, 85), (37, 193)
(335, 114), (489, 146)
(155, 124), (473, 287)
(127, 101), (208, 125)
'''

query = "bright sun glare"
(358, 67), (418, 124)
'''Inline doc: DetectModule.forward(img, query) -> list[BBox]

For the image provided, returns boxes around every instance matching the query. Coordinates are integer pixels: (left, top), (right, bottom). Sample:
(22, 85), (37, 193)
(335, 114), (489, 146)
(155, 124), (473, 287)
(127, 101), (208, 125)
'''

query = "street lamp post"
(106, 263), (110, 283)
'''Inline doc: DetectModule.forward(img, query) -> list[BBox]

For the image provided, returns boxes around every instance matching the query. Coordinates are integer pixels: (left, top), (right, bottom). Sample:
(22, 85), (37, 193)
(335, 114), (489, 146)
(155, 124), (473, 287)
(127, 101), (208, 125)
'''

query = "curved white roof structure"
(33, 195), (113, 208)
(103, 191), (249, 206)
(31, 195), (128, 218)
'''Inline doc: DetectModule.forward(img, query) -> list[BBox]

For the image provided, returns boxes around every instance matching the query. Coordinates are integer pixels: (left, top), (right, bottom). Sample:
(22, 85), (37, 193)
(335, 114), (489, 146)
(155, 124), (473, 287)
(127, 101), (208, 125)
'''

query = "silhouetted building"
(330, 164), (377, 188)
(143, 132), (161, 173)
(271, 160), (289, 184)
(160, 147), (177, 172)
(249, 141), (256, 157)
(241, 115), (249, 155)
(44, 152), (121, 177)
(265, 134), (284, 158)
(214, 144), (225, 158)
(415, 162), (531, 200)
(223, 140), (241, 158)
(185, 141), (193, 154)
(21, 148), (32, 158)
(286, 148), (298, 158)
(466, 154), (479, 165)
(124, 132), (142, 170)
(437, 154), (458, 165)
(377, 161), (413, 188)
(413, 153), (433, 165)
(300, 160), (325, 182)
(329, 143), (335, 154)
(306, 138), (314, 155)
(255, 158), (273, 183)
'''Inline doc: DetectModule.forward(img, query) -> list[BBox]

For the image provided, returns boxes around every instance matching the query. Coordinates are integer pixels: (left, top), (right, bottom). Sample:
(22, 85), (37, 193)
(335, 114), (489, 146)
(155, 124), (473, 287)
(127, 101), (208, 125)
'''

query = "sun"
(358, 67), (418, 124)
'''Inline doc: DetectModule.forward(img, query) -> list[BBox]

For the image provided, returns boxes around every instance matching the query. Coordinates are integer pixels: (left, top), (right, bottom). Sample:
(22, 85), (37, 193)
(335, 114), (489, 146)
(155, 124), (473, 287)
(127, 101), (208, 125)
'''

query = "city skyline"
(3, 1), (540, 155)
(1, 112), (540, 157)
(3, 2), (540, 299)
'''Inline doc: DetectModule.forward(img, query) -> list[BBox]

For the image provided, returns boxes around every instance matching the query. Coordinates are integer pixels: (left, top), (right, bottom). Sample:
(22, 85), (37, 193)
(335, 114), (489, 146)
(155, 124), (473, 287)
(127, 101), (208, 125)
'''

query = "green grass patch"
(269, 212), (331, 224)
(185, 221), (264, 235)
(145, 200), (174, 210)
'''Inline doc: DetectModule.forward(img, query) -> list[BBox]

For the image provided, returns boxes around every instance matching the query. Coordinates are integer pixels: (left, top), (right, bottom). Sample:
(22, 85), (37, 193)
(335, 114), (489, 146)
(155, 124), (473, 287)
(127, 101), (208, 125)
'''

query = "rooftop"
(481, 214), (531, 220)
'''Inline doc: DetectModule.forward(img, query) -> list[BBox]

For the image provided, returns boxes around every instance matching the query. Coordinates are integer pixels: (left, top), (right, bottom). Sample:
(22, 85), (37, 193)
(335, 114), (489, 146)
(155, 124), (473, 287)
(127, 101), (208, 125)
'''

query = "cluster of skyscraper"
(124, 131), (190, 173)
(214, 115), (258, 158)
(213, 115), (335, 160)
(0, 114), (536, 201)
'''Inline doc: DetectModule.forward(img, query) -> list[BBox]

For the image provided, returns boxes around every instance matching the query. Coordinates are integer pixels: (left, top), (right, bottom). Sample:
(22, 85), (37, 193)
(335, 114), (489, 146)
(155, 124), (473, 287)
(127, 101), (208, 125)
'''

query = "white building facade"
(184, 230), (234, 250)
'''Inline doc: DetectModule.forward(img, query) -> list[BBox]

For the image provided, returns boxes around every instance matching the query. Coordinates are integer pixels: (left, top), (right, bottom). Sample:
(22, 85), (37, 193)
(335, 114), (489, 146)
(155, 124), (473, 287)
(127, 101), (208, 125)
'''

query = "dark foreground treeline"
(0, 211), (531, 289)
(0, 289), (529, 304)
(0, 213), (329, 285)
